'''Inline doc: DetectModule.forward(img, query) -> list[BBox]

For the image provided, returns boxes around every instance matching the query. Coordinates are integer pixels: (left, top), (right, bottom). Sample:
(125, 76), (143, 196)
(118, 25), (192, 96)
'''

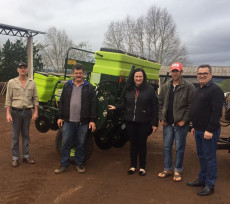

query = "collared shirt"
(5, 77), (39, 109)
(191, 80), (224, 132)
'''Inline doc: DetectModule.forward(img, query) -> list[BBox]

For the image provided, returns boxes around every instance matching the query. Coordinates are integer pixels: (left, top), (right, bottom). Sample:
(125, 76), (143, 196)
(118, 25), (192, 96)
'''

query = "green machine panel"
(34, 73), (72, 102)
(92, 50), (161, 81)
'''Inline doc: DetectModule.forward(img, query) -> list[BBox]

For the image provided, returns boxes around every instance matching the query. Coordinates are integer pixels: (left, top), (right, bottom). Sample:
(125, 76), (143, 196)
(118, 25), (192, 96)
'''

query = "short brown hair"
(73, 63), (85, 72)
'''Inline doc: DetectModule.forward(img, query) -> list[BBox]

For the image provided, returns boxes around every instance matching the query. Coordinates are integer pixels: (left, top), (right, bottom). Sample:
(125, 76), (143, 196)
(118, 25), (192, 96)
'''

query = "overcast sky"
(0, 0), (230, 66)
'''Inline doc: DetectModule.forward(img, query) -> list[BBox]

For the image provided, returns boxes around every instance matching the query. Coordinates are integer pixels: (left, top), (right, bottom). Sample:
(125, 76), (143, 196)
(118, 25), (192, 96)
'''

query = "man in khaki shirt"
(5, 62), (39, 167)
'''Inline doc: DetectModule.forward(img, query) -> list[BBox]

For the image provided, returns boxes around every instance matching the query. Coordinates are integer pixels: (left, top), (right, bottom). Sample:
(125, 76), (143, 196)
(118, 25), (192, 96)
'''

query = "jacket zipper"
(133, 88), (140, 121)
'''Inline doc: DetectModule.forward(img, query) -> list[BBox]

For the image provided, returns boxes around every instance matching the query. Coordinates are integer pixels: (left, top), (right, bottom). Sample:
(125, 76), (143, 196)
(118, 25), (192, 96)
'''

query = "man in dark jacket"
(187, 64), (224, 196)
(158, 62), (195, 182)
(55, 63), (96, 174)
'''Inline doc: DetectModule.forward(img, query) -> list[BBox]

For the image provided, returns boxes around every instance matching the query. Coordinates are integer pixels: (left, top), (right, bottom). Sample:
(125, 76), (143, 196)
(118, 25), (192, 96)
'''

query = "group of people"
(157, 63), (224, 196)
(109, 62), (224, 196)
(5, 63), (96, 175)
(5, 61), (224, 196)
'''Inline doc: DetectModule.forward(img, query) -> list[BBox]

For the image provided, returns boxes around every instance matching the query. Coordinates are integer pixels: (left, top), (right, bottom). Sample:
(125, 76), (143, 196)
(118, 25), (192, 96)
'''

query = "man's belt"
(12, 107), (31, 111)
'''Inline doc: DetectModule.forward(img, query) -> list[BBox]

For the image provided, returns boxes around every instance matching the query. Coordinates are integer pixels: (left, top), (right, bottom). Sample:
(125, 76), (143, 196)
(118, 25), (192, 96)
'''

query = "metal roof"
(159, 66), (230, 77)
(0, 23), (45, 37)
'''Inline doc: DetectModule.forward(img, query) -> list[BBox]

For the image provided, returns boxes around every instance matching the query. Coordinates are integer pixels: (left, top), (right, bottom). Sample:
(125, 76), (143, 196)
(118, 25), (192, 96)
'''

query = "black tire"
(94, 129), (113, 150)
(112, 127), (129, 148)
(84, 133), (94, 162)
(225, 108), (230, 121)
(55, 128), (94, 162)
(56, 129), (63, 154)
(217, 143), (230, 150)
(35, 115), (50, 133)
(49, 117), (59, 131)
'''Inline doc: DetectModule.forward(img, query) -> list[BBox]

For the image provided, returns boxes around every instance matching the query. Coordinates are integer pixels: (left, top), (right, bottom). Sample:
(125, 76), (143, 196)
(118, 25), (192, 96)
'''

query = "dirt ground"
(0, 95), (230, 204)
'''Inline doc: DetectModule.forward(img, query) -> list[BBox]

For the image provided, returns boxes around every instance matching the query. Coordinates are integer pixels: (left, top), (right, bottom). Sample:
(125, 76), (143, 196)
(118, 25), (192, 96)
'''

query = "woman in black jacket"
(108, 68), (158, 176)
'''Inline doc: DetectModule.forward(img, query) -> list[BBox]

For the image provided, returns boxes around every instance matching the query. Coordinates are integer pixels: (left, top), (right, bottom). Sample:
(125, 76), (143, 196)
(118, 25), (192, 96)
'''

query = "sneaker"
(54, 166), (67, 174)
(76, 165), (85, 173)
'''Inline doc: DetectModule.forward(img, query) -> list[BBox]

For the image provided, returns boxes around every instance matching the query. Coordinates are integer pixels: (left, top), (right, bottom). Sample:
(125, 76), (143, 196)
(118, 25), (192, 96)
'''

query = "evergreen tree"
(220, 79), (230, 93)
(0, 39), (43, 81)
(33, 45), (43, 71)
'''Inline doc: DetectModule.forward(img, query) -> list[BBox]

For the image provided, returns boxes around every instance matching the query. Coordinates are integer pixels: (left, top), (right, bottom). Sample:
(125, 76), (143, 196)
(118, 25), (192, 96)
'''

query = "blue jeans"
(195, 128), (220, 188)
(11, 109), (32, 160)
(61, 122), (88, 167)
(163, 124), (188, 172)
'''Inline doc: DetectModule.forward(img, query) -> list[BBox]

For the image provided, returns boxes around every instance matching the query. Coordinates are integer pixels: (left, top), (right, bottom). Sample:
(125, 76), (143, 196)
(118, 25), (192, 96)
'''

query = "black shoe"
(139, 170), (146, 176)
(197, 186), (214, 196)
(187, 178), (205, 187)
(128, 168), (136, 175)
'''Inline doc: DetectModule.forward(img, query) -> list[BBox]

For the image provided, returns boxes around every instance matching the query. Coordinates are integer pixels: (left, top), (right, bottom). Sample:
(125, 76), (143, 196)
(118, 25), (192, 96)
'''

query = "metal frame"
(0, 23), (45, 37)
(0, 23), (45, 79)
(64, 47), (95, 79)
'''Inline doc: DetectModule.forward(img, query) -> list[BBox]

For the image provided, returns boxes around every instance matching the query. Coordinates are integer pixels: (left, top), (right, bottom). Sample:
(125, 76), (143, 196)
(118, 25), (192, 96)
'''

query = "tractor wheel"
(35, 115), (50, 133)
(50, 117), (59, 130)
(55, 129), (94, 162)
(56, 129), (63, 154)
(225, 108), (230, 121)
(94, 129), (113, 150)
(112, 127), (129, 148)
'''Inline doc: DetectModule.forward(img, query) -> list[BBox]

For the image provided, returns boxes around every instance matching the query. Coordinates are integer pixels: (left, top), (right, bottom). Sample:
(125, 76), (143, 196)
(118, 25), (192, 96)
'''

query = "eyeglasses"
(197, 72), (210, 76)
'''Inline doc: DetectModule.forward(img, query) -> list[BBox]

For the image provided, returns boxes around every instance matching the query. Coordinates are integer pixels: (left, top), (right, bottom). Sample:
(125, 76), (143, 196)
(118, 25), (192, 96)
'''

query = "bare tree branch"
(40, 27), (93, 72)
(103, 5), (189, 66)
